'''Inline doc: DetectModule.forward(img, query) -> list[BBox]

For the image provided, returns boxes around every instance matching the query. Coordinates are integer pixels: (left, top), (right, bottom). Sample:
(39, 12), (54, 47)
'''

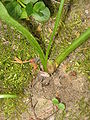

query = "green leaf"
(26, 2), (33, 16)
(32, 2), (50, 22)
(33, 1), (45, 12)
(52, 98), (59, 105)
(20, 8), (27, 19)
(21, 0), (38, 4)
(2, 0), (11, 1)
(29, 0), (38, 4)
(0, 94), (17, 99)
(1, 0), (13, 3)
(57, 103), (65, 110)
(6, 1), (22, 19)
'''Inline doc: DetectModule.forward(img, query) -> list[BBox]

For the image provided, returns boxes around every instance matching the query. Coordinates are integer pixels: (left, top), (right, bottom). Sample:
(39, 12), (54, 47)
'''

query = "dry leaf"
(12, 57), (29, 64)
(13, 57), (23, 64)
(12, 57), (38, 70)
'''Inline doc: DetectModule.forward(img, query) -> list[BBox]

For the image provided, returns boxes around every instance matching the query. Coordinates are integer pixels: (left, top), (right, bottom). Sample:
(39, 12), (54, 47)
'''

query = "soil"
(0, 0), (90, 120)
(21, 62), (89, 120)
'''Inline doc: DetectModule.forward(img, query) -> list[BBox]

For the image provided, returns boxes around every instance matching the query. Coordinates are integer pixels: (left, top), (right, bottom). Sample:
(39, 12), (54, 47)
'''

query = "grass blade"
(0, 2), (45, 70)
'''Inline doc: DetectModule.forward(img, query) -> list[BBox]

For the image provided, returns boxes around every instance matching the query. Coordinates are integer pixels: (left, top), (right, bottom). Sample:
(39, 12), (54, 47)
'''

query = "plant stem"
(45, 0), (65, 71)
(55, 28), (90, 67)
(17, 0), (26, 8)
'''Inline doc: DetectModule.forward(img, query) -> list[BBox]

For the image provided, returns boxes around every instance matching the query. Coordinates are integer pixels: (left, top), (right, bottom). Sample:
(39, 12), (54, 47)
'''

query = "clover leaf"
(57, 103), (65, 110)
(6, 1), (22, 19)
(32, 1), (50, 22)
(26, 2), (33, 16)
(21, 0), (38, 4)
(52, 98), (59, 105)
(52, 98), (65, 110)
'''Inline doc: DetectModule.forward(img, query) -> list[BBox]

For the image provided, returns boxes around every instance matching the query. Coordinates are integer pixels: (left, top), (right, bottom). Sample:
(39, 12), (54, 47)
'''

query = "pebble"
(85, 10), (89, 14)
(49, 116), (55, 120)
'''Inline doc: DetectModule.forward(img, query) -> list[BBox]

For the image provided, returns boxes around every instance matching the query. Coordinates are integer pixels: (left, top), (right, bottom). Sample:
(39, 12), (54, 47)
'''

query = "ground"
(0, 0), (90, 120)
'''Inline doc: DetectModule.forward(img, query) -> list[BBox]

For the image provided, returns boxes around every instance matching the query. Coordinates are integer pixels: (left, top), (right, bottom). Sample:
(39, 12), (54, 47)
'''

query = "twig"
(43, 109), (59, 120)
(30, 97), (38, 120)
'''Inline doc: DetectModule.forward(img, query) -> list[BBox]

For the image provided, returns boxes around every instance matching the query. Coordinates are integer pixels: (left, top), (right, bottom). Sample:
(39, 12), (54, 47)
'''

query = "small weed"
(52, 98), (65, 110)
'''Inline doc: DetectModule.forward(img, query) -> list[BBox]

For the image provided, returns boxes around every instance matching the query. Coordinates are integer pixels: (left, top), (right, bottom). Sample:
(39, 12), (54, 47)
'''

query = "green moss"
(0, 22), (36, 119)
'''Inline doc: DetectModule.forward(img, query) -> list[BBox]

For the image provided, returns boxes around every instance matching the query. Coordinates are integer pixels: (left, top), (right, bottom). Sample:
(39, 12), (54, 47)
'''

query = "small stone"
(85, 10), (88, 14)
(49, 116), (55, 120)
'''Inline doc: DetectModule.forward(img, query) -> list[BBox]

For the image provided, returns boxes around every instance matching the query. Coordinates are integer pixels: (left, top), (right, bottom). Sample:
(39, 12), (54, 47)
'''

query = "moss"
(0, 22), (36, 119)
